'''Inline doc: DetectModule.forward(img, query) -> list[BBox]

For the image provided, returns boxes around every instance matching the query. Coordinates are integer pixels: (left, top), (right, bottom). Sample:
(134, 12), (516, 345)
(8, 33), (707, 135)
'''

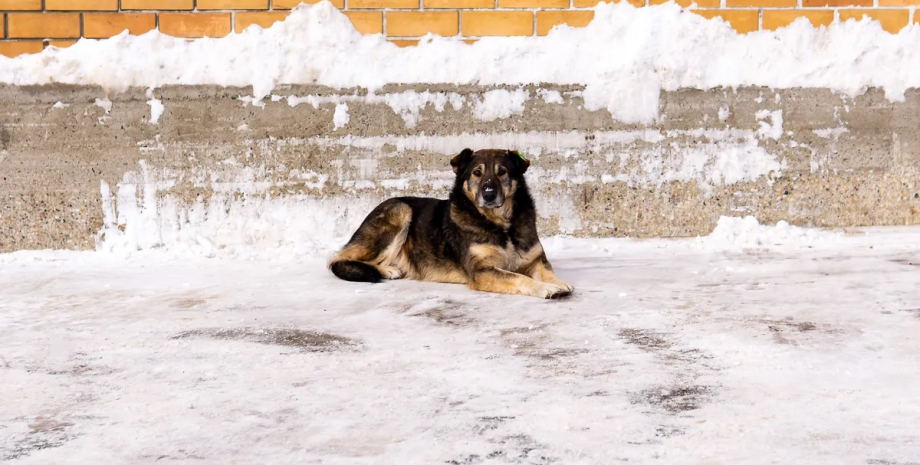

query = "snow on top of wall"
(2, 2), (919, 123)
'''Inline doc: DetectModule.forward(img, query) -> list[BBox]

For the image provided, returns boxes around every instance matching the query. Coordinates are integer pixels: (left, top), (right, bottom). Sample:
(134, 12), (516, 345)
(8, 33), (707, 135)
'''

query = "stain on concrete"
(760, 318), (832, 345)
(619, 328), (673, 351)
(1, 417), (76, 461)
(173, 298), (208, 309)
(632, 384), (713, 414)
(172, 327), (359, 352)
(407, 299), (475, 326)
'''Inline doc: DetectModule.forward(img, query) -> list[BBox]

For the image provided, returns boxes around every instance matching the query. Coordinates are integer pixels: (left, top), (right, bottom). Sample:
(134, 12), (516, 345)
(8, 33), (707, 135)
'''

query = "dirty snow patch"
(755, 110), (783, 140)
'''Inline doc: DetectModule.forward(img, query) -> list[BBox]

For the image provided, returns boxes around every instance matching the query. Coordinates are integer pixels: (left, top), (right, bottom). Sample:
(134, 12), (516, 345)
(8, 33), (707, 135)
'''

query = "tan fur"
(330, 202), (412, 279)
(469, 268), (569, 299)
(413, 264), (469, 284)
(466, 242), (571, 298)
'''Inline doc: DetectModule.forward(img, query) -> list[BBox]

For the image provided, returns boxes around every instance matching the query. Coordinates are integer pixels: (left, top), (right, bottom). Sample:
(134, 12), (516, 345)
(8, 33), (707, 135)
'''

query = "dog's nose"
(482, 185), (498, 202)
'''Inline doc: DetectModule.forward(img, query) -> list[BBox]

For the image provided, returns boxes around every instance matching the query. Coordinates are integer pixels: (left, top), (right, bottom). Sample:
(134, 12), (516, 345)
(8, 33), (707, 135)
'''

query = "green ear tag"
(513, 151), (528, 162)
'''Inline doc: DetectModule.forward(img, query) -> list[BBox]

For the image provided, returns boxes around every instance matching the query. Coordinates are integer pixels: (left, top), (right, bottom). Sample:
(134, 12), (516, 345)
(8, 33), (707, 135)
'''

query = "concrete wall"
(1, 83), (919, 252)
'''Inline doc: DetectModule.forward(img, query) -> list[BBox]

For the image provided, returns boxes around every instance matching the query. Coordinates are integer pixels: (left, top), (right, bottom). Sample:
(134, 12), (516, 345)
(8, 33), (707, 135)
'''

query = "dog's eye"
(472, 169), (483, 177)
(497, 167), (507, 177)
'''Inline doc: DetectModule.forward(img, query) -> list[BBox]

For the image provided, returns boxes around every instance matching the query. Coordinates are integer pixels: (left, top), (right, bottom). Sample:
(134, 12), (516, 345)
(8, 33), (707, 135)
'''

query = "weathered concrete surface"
(1, 84), (919, 252)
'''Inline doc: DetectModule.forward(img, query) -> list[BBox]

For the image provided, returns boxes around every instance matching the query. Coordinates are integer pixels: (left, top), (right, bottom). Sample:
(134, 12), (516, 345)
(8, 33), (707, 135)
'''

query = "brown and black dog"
(329, 148), (573, 299)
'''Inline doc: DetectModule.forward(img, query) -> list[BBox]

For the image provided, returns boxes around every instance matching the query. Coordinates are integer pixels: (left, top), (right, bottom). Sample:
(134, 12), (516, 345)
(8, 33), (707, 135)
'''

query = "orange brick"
(84, 13), (156, 38)
(344, 11), (383, 34)
(726, 0), (794, 6)
(839, 9), (910, 32)
(463, 39), (477, 44)
(424, 0), (491, 7)
(198, 0), (269, 9)
(499, 0), (568, 7)
(274, 0), (345, 7)
(350, 0), (418, 7)
(159, 13), (232, 38)
(0, 41), (43, 57)
(536, 11), (594, 36)
(1, 15), (4, 38)
(387, 11), (457, 36)
(462, 11), (533, 36)
(121, 0), (193, 9)
(573, 0), (643, 8)
(805, 0), (870, 5)
(0, 0), (41, 10)
(650, 0), (719, 6)
(390, 39), (419, 47)
(45, 39), (78, 48)
(46, 0), (117, 10)
(235, 12), (288, 31)
(879, 0), (920, 5)
(762, 10), (834, 29)
(8, 13), (81, 39)
(692, 10), (759, 33)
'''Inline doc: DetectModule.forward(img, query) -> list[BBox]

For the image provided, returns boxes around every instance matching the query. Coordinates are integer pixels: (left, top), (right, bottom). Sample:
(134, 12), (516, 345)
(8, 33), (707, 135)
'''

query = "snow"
(332, 102), (349, 129)
(472, 88), (529, 122)
(2, 224), (919, 463)
(147, 98), (164, 124)
(755, 109), (783, 140)
(697, 215), (843, 249)
(3, 2), (920, 123)
(90, 140), (785, 256)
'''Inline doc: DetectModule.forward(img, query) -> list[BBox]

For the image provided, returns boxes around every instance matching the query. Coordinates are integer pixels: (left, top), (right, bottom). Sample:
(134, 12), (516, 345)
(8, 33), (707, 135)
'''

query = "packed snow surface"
(2, 223), (919, 463)
(2, 1), (920, 122)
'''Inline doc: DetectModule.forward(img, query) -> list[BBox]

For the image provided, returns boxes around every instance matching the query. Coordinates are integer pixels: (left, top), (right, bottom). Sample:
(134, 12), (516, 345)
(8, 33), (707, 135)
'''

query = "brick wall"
(1, 0), (918, 57)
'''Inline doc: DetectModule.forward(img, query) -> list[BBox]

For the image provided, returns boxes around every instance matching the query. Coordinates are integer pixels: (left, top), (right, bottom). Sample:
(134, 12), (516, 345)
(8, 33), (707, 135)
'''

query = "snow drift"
(2, 1), (920, 123)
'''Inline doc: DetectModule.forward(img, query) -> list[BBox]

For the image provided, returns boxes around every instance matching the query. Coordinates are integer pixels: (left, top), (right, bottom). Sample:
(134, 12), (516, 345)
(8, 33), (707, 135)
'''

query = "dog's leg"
(329, 200), (412, 283)
(465, 244), (570, 299)
(469, 268), (570, 299)
(518, 243), (574, 293)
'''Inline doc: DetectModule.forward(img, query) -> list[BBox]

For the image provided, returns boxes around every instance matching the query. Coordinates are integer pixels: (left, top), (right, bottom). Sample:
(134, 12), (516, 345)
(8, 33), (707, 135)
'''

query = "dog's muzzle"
(480, 184), (503, 208)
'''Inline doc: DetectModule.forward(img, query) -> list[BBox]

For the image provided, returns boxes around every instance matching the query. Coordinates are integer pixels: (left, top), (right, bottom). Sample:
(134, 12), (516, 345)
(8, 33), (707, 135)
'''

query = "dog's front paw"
(535, 282), (572, 299)
(558, 281), (575, 294)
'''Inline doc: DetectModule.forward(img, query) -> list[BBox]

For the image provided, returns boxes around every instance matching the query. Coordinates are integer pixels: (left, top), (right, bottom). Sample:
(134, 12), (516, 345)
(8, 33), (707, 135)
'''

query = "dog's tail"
(329, 260), (382, 283)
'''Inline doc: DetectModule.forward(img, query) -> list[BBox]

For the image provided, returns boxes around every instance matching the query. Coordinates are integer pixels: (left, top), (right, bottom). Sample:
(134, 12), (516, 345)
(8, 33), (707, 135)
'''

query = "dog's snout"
(481, 184), (498, 202)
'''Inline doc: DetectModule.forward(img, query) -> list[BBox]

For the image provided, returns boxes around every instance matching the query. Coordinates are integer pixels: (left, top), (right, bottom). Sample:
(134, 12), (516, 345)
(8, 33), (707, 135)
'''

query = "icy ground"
(2, 224), (920, 464)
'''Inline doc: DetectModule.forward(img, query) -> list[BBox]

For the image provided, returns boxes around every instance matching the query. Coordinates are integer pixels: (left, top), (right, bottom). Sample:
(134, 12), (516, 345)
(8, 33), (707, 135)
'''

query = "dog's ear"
(509, 150), (530, 174)
(451, 148), (473, 174)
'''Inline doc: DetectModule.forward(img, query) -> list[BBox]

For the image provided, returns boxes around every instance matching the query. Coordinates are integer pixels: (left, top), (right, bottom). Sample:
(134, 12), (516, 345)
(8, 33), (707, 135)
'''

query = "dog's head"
(450, 148), (530, 209)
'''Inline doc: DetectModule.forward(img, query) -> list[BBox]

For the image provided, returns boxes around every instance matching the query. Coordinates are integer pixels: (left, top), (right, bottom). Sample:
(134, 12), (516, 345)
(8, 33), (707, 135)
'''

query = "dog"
(328, 148), (573, 299)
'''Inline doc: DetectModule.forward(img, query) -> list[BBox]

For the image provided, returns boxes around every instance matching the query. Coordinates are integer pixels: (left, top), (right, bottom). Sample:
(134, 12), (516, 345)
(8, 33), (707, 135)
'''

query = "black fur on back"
(330, 260), (382, 283)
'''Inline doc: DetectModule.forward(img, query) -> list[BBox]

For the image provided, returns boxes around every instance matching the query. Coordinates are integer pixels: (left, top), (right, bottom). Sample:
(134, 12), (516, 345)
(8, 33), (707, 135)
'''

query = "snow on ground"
(3, 2), (920, 123)
(2, 220), (919, 464)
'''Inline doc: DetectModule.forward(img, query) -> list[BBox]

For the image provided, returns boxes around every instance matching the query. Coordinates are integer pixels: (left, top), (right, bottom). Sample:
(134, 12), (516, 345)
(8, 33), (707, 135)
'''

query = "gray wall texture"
(1, 84), (918, 253)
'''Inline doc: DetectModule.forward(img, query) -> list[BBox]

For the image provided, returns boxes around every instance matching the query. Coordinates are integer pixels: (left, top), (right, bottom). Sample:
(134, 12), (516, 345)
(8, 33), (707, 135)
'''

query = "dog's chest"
(498, 240), (536, 272)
